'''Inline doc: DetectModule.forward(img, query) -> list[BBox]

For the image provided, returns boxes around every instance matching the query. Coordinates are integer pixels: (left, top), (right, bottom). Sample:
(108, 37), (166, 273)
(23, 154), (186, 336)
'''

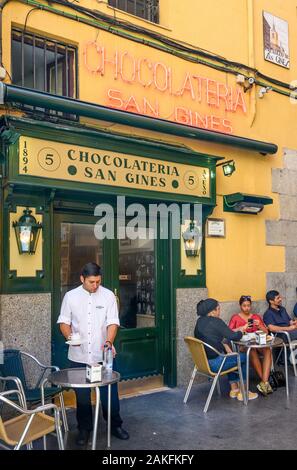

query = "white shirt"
(57, 285), (120, 364)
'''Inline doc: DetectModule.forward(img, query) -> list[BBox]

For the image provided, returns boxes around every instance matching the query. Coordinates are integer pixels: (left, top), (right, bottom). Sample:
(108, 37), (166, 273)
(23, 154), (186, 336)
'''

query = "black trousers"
(69, 360), (123, 432)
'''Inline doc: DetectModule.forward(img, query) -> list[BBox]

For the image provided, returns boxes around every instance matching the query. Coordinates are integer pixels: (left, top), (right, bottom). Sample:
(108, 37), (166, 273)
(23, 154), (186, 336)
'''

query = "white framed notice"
(206, 218), (226, 238)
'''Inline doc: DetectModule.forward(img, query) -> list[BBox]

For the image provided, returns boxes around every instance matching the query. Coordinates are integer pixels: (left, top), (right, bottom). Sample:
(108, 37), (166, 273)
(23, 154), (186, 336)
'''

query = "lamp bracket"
(216, 159), (234, 168)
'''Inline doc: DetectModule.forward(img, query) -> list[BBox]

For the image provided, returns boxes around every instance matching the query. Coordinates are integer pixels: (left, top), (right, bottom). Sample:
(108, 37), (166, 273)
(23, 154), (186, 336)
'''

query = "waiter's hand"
(111, 345), (117, 358)
(104, 341), (117, 358)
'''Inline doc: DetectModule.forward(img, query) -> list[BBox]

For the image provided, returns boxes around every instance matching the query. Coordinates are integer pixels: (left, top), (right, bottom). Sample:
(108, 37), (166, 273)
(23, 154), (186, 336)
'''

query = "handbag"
(269, 370), (286, 390)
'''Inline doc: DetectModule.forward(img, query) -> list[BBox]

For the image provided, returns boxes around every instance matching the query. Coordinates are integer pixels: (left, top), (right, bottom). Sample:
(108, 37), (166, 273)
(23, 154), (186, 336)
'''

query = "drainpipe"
(0, 83), (278, 155)
(247, 0), (257, 127)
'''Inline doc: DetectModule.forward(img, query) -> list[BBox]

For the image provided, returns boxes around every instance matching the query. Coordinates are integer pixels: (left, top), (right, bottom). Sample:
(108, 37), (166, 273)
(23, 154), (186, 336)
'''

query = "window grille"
(108, 0), (159, 23)
(11, 29), (77, 118)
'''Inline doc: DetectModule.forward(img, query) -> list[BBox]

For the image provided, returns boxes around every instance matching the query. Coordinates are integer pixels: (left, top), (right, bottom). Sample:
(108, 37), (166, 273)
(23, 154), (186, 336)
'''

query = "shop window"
(108, 0), (159, 23)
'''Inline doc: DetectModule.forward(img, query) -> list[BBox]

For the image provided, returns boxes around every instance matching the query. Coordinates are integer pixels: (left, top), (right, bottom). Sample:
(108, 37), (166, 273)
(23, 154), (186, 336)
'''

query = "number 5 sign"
(37, 147), (61, 172)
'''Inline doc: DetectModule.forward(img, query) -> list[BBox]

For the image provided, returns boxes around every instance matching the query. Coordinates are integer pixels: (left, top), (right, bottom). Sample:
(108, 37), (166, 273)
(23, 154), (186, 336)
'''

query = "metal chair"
(0, 349), (68, 432)
(0, 389), (64, 450)
(183, 336), (246, 413)
(272, 331), (297, 376)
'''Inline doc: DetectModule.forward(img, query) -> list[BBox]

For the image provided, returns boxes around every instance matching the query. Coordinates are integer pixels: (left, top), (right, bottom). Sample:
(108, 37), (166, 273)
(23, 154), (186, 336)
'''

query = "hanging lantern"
(182, 221), (202, 258)
(13, 208), (43, 254)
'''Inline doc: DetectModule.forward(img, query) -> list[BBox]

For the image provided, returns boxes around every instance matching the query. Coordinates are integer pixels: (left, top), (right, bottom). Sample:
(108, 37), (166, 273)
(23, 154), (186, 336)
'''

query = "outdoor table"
(232, 336), (289, 402)
(45, 368), (120, 450)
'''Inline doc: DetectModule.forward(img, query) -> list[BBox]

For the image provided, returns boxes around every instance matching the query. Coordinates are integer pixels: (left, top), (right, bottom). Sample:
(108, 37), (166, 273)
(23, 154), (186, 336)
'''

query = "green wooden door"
(52, 212), (171, 383)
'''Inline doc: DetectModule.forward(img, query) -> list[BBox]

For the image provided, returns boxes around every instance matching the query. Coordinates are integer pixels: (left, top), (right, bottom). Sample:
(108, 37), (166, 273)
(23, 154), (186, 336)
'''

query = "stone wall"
(219, 301), (267, 324)
(0, 293), (52, 387)
(266, 147), (297, 317)
(176, 287), (208, 386)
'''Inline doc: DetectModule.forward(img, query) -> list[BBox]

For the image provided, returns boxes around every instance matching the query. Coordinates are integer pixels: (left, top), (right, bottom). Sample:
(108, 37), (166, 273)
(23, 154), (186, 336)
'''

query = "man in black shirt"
(263, 290), (297, 339)
(194, 298), (258, 401)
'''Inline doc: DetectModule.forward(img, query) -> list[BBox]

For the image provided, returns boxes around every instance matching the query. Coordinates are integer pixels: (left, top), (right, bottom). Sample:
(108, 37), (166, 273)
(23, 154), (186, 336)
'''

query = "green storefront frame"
(1, 116), (220, 387)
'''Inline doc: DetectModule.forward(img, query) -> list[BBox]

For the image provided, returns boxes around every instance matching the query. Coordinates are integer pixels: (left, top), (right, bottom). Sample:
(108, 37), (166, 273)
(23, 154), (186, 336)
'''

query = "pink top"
(229, 313), (266, 333)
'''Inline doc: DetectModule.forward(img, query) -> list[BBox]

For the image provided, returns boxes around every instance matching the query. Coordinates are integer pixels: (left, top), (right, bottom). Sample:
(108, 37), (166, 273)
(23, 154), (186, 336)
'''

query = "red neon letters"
(83, 41), (247, 134)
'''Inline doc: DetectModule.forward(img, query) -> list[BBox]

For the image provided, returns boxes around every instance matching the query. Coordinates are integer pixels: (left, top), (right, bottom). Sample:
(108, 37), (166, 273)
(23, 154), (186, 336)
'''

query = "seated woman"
(194, 298), (258, 401)
(229, 295), (273, 396)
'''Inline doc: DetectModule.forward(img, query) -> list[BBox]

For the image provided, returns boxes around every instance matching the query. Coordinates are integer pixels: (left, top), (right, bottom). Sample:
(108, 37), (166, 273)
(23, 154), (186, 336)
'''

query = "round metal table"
(233, 336), (289, 402)
(47, 368), (120, 450)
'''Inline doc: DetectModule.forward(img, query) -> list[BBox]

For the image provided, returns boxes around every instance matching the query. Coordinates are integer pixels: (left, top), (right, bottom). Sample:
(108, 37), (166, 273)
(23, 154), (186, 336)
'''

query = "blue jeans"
(208, 353), (247, 384)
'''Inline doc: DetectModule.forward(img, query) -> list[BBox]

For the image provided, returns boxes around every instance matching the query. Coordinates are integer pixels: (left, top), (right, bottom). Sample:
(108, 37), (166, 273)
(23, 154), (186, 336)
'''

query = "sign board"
(81, 37), (248, 135)
(19, 136), (210, 198)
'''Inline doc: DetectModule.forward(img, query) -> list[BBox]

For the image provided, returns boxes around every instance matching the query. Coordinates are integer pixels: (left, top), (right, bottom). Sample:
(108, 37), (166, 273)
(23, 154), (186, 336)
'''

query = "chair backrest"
(0, 394), (21, 446)
(0, 350), (28, 392)
(184, 337), (214, 376)
(0, 415), (9, 444)
(0, 394), (13, 445)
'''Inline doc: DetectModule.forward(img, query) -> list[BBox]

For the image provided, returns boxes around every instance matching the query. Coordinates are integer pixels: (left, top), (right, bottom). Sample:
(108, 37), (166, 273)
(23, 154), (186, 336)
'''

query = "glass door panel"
(60, 222), (103, 299)
(119, 228), (156, 329)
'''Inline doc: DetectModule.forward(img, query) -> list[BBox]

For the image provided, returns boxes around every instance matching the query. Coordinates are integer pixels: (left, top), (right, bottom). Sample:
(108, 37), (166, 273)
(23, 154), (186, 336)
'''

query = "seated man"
(263, 290), (297, 341)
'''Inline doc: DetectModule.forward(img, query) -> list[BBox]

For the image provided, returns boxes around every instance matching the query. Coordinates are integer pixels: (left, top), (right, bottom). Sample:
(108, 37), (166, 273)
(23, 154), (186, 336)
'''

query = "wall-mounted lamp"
(231, 201), (264, 214)
(13, 208), (43, 254)
(182, 220), (202, 257)
(216, 160), (236, 177)
(223, 193), (273, 215)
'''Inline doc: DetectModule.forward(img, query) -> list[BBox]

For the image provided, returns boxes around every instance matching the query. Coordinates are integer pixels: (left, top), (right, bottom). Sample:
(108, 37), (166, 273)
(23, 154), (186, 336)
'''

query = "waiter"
(57, 262), (129, 446)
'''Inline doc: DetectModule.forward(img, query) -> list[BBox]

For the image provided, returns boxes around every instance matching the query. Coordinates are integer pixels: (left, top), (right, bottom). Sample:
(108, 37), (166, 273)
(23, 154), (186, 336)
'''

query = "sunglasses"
(241, 295), (251, 301)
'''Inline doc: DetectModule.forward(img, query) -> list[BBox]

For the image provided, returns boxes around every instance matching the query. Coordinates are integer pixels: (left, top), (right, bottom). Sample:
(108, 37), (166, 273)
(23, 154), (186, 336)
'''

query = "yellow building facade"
(0, 0), (296, 387)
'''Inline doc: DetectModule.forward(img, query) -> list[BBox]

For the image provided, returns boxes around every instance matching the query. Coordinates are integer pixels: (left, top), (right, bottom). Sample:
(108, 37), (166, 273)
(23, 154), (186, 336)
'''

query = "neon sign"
(83, 41), (248, 134)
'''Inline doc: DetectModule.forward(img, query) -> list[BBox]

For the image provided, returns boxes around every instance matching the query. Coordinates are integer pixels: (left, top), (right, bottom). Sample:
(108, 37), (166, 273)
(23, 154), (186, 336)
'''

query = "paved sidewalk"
(37, 371), (297, 450)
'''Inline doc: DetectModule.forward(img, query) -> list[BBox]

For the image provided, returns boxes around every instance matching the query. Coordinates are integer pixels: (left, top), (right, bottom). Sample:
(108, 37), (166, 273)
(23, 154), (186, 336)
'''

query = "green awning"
(0, 83), (278, 155)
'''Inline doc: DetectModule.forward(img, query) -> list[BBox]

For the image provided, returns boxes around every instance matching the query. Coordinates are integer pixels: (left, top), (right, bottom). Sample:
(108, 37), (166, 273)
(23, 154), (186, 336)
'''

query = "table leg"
(92, 387), (100, 451)
(107, 384), (111, 449)
(245, 348), (251, 405)
(41, 379), (47, 450)
(283, 344), (289, 397)
(59, 391), (69, 433)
